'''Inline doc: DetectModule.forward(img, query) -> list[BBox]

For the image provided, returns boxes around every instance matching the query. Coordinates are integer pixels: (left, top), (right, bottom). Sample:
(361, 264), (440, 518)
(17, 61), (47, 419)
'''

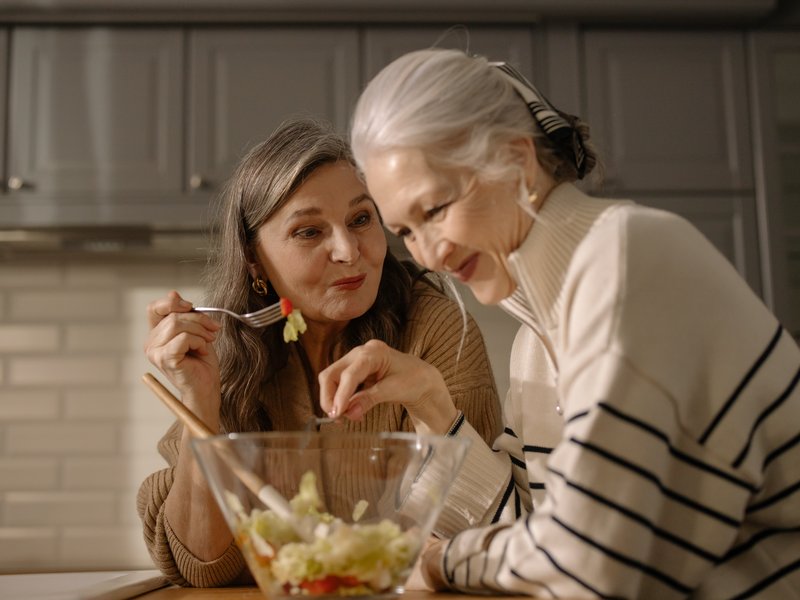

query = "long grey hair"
(203, 117), (418, 433)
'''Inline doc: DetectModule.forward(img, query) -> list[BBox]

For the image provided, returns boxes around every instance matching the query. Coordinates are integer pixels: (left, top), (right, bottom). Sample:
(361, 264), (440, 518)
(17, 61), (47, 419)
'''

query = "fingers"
(144, 292), (222, 377)
(158, 331), (215, 369)
(147, 290), (197, 329)
(319, 340), (389, 418)
(319, 340), (457, 432)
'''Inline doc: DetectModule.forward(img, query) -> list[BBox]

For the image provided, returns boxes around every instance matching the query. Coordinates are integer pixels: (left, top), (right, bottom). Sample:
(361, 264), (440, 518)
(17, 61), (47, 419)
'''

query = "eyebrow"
(284, 193), (373, 222)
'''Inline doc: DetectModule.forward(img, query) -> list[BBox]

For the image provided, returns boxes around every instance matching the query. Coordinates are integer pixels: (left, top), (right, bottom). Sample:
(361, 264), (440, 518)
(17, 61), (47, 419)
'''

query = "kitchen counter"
(0, 573), (539, 600)
(140, 589), (532, 600)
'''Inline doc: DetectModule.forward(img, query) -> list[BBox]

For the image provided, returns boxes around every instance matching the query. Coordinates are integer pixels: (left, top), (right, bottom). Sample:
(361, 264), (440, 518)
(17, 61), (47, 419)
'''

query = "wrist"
(409, 370), (458, 435)
(182, 390), (222, 434)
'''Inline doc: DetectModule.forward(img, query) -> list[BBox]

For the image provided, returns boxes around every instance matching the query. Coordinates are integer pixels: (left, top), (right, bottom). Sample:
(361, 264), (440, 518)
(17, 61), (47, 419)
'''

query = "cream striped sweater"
(136, 284), (502, 587)
(434, 183), (800, 598)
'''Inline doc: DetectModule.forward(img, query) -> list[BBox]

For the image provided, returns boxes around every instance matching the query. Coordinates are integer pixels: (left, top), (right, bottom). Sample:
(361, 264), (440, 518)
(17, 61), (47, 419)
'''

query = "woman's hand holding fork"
(145, 290), (222, 430)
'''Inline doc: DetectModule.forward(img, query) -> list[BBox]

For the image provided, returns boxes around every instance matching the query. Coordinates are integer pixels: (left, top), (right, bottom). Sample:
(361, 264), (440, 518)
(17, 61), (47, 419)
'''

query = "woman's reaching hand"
(318, 339), (459, 434)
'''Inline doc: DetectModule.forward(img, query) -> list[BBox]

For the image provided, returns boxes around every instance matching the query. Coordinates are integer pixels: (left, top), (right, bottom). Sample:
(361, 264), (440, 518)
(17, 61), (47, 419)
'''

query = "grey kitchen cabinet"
(188, 28), (359, 195)
(363, 26), (536, 80)
(0, 26), (362, 229)
(4, 27), (184, 226)
(584, 30), (753, 193)
(582, 30), (762, 293)
(750, 31), (800, 336)
(0, 29), (7, 194)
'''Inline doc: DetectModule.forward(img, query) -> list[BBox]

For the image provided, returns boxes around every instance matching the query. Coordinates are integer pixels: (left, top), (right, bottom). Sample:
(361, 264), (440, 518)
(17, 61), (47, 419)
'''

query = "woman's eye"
(424, 202), (451, 222)
(293, 228), (320, 240)
(350, 211), (372, 228)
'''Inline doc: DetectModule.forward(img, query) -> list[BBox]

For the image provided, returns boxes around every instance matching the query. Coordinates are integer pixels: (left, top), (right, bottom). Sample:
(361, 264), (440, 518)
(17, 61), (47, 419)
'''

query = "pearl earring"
(528, 190), (539, 206)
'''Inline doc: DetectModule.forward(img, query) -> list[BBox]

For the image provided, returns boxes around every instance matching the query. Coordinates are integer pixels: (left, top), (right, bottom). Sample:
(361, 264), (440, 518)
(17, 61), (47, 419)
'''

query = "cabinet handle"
(189, 174), (207, 190)
(7, 176), (29, 191)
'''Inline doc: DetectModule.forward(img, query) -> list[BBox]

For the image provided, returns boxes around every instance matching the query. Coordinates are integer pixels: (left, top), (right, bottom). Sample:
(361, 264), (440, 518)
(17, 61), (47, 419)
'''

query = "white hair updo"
(350, 48), (596, 188)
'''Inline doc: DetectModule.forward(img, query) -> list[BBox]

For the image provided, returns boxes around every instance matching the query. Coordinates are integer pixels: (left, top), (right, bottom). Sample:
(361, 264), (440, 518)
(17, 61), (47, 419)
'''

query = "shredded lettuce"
(235, 471), (418, 596)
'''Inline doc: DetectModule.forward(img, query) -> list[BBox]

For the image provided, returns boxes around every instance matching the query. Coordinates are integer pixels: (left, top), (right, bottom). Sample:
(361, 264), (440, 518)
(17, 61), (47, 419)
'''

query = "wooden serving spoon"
(141, 372), (313, 541)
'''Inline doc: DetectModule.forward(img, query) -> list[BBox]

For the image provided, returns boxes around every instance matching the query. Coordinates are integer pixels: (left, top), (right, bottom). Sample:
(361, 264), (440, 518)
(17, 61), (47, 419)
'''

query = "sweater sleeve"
(405, 286), (503, 447)
(437, 208), (795, 597)
(403, 287), (517, 537)
(136, 421), (247, 587)
(430, 325), (548, 537)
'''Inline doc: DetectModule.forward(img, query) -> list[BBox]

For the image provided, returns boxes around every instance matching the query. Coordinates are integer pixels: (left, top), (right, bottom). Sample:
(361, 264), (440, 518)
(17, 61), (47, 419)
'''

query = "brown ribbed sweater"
(136, 284), (502, 587)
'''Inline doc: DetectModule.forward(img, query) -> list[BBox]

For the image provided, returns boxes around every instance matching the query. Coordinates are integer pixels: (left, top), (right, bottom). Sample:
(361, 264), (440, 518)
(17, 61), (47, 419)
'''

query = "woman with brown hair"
(138, 117), (502, 587)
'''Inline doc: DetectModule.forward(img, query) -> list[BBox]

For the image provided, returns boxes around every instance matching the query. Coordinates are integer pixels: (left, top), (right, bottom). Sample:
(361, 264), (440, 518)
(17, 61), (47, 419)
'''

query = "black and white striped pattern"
(492, 61), (587, 179)
(438, 185), (800, 598)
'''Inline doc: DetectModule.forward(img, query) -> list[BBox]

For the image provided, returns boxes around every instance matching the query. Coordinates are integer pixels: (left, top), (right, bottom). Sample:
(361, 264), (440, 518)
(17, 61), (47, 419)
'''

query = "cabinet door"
(7, 28), (183, 198)
(364, 26), (535, 80)
(750, 32), (800, 336)
(189, 28), (359, 193)
(0, 29), (7, 193)
(584, 30), (753, 193)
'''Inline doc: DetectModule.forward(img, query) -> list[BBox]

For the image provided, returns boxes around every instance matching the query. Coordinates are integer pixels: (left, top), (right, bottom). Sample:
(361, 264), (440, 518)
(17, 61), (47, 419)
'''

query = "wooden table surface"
(139, 588), (530, 600)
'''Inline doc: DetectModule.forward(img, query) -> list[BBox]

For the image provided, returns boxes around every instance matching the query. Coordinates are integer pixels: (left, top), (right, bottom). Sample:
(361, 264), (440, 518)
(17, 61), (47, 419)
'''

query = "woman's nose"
(330, 229), (360, 264)
(411, 229), (452, 273)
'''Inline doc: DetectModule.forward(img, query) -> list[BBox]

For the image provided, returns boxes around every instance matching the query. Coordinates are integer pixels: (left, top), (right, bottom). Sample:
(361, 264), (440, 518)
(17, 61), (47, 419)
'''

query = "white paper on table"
(0, 570), (169, 600)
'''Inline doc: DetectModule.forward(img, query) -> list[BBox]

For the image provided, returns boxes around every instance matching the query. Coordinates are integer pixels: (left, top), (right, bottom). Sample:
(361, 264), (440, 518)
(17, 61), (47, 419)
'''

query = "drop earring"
(252, 276), (269, 296)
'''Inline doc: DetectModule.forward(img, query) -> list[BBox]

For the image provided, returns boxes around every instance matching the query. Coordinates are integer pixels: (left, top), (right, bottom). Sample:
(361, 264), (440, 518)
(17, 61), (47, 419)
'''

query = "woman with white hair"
(319, 48), (800, 598)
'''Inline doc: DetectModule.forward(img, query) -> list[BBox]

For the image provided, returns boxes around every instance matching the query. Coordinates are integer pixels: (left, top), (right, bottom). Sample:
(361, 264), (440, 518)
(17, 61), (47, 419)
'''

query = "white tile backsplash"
(8, 356), (119, 386)
(0, 458), (59, 491)
(62, 457), (156, 491)
(64, 324), (129, 352)
(0, 528), (59, 569)
(0, 254), (202, 573)
(0, 391), (60, 420)
(0, 264), (63, 287)
(0, 253), (516, 575)
(60, 526), (152, 569)
(6, 423), (118, 455)
(4, 491), (116, 527)
(9, 291), (118, 321)
(0, 325), (60, 352)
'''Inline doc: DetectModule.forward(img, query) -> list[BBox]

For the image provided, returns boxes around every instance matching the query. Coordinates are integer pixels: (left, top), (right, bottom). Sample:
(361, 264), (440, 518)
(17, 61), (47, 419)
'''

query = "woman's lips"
(452, 254), (479, 282)
(332, 274), (366, 290)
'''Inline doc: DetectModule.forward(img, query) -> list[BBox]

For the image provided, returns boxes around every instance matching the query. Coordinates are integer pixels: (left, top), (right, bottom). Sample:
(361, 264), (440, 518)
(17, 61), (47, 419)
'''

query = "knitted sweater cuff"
(434, 421), (511, 536)
(161, 509), (246, 587)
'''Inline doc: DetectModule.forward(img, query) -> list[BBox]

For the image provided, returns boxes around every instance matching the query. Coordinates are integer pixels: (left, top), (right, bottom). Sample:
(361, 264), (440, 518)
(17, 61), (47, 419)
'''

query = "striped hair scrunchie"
(491, 61), (588, 180)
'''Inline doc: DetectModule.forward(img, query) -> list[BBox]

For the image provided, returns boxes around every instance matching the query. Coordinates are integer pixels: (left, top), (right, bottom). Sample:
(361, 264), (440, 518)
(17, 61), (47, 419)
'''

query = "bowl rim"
(190, 430), (469, 447)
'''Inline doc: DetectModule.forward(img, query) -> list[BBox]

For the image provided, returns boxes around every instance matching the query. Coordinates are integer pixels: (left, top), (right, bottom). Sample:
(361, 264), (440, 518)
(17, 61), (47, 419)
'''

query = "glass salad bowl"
(191, 431), (470, 599)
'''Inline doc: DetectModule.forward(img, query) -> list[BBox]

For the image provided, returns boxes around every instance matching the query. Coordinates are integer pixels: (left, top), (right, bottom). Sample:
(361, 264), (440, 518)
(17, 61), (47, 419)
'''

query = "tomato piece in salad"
(299, 575), (363, 595)
(280, 297), (293, 317)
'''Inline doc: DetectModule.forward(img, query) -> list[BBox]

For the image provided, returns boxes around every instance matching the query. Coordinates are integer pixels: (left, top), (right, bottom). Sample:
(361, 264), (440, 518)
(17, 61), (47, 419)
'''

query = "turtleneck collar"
(500, 183), (628, 332)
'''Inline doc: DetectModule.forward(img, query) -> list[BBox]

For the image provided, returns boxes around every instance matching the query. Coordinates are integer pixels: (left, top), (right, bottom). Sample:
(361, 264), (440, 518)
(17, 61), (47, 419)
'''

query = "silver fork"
(193, 301), (283, 328)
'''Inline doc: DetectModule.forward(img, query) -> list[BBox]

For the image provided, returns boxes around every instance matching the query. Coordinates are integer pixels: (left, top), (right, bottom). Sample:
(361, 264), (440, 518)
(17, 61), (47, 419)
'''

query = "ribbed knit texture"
(136, 283), (502, 587)
(435, 183), (800, 598)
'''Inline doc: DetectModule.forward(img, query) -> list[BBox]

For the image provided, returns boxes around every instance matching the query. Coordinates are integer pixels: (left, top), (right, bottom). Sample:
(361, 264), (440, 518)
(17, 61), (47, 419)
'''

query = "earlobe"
(245, 261), (260, 280)
(512, 137), (541, 192)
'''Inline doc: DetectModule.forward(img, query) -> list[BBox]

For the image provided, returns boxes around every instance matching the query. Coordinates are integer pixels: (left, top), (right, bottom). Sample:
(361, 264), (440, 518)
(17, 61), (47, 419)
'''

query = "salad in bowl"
(192, 431), (469, 598)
